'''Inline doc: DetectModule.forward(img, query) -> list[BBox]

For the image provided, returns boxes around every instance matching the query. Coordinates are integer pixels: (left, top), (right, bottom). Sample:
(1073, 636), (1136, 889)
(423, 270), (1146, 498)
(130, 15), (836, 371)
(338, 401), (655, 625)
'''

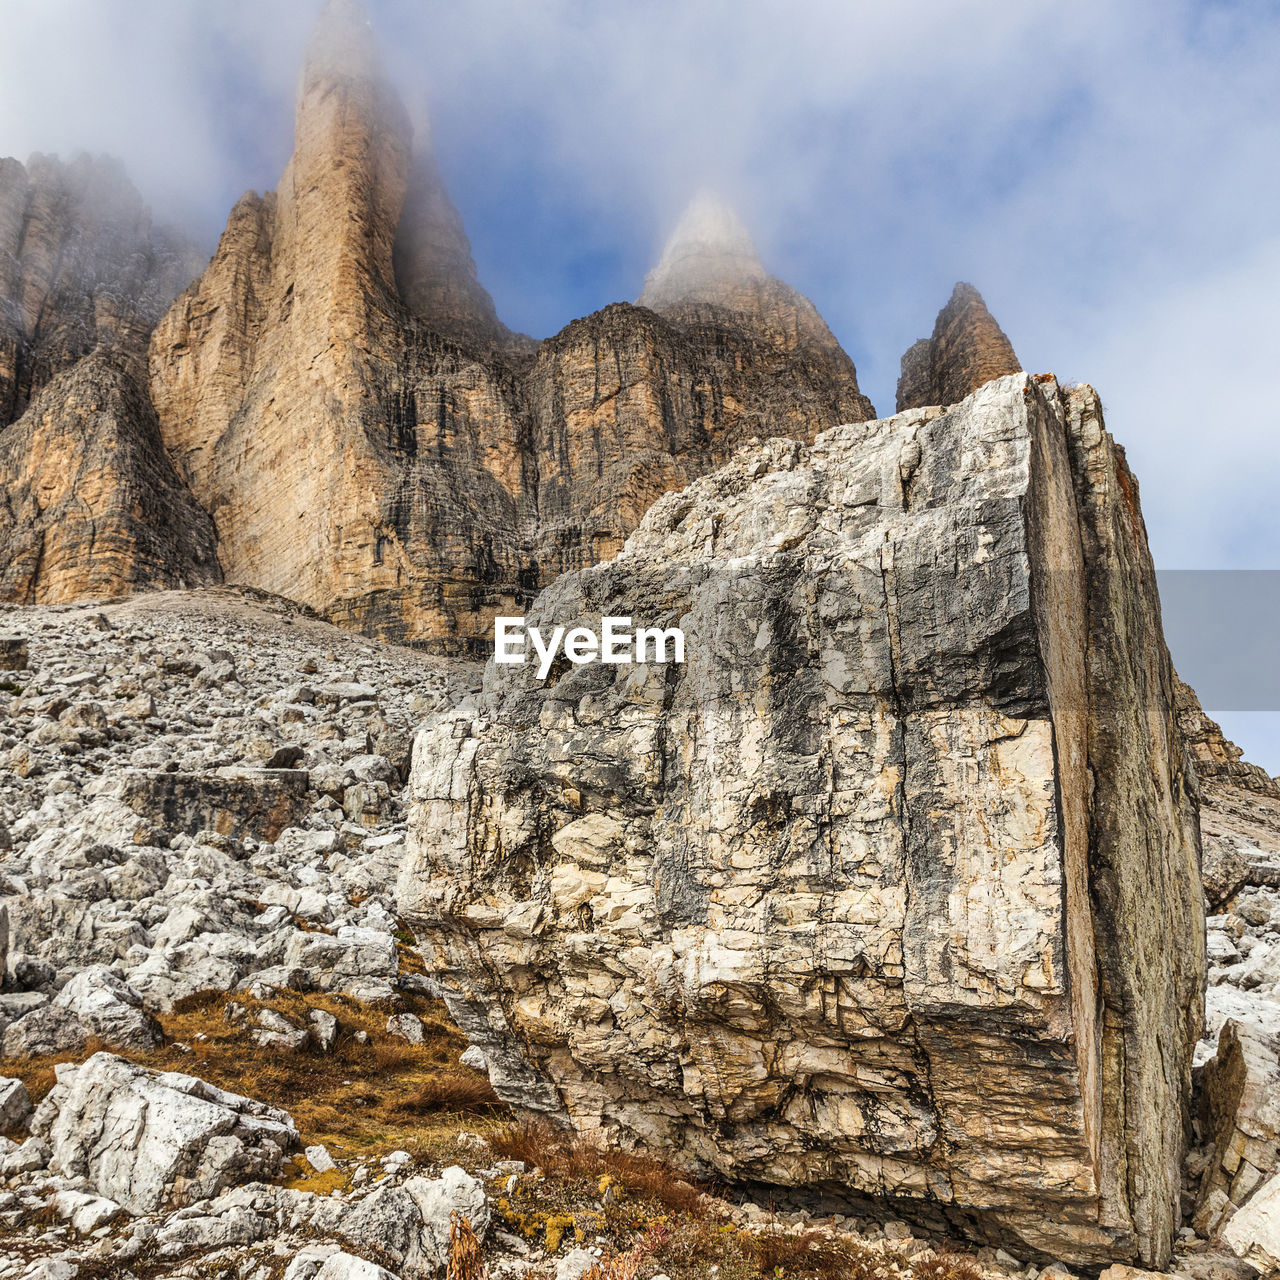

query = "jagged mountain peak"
(896, 280), (1021, 412)
(638, 189), (766, 312)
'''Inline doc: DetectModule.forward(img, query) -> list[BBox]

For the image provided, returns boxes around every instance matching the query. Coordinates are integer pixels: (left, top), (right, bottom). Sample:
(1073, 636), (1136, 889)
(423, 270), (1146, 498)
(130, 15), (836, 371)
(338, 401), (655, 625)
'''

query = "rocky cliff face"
(400, 373), (1205, 1269)
(0, 153), (219, 602)
(143, 4), (874, 649)
(896, 283), (1022, 412)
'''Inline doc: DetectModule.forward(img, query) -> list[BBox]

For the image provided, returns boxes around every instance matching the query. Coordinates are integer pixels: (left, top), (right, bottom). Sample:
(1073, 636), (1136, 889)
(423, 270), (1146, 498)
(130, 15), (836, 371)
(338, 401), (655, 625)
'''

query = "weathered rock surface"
(31, 1050), (298, 1212)
(145, 5), (874, 651)
(1220, 1170), (1280, 1273)
(1197, 1020), (1280, 1224)
(402, 373), (1205, 1269)
(0, 153), (219, 605)
(100, 766), (311, 841)
(896, 283), (1021, 412)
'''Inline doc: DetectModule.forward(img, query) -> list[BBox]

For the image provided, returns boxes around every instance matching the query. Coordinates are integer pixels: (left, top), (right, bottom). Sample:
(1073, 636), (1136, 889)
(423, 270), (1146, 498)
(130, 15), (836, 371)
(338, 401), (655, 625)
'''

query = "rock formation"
(896, 282), (1021, 412)
(401, 374), (1205, 1269)
(0, 153), (220, 602)
(1175, 675), (1280, 914)
(144, 3), (874, 649)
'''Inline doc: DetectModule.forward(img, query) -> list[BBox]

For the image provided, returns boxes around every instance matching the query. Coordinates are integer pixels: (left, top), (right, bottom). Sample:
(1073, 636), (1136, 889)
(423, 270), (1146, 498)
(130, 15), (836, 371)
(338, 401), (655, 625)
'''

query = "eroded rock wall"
(400, 374), (1205, 1268)
(0, 153), (219, 601)
(146, 9), (874, 651)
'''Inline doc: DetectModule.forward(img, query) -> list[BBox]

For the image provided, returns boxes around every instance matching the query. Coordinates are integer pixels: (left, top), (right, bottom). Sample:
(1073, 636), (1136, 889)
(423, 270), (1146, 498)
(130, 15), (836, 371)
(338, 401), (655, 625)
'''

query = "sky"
(1, 0), (1277, 765)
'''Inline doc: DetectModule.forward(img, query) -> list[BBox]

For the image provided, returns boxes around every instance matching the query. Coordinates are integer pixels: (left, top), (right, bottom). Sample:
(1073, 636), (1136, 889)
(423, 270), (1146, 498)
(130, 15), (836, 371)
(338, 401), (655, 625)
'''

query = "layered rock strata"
(0, 154), (219, 601)
(146, 4), (873, 650)
(401, 374), (1205, 1268)
(897, 283), (1021, 412)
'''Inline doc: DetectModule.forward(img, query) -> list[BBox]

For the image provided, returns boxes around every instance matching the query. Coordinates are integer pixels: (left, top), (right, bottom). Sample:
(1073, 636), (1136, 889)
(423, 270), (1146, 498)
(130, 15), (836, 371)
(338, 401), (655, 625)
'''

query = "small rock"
(386, 1012), (425, 1044)
(315, 1254), (401, 1280)
(309, 1008), (339, 1053)
(305, 1144), (336, 1174)
(0, 636), (28, 670)
(460, 1044), (488, 1072)
(0, 1076), (32, 1129)
(555, 1249), (597, 1280)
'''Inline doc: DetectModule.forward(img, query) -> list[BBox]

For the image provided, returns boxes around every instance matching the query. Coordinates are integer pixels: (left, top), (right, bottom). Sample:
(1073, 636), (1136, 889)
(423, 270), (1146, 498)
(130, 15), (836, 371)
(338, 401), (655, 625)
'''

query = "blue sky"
(2, 0), (1277, 765)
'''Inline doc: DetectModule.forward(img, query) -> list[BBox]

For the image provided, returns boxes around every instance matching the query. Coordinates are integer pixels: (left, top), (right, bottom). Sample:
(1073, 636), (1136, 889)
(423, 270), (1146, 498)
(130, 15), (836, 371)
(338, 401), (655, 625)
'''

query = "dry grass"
(742, 1227), (894, 1279)
(491, 1120), (705, 1216)
(1, 988), (509, 1165)
(909, 1246), (986, 1280)
(397, 1071), (504, 1115)
(447, 1211), (490, 1280)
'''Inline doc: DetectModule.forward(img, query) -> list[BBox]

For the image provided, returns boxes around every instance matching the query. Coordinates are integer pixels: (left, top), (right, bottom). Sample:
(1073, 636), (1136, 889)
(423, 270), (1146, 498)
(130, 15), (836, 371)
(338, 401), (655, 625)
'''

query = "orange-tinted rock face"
(0, 153), (219, 601)
(145, 5), (874, 649)
(896, 282), (1021, 412)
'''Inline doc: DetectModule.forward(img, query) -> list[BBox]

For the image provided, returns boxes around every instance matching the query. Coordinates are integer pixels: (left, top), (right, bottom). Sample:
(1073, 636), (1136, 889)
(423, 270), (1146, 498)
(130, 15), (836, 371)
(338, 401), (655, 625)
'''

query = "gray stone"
(0, 1076), (32, 1129)
(1, 1002), (87, 1058)
(35, 1051), (297, 1212)
(555, 1250), (598, 1280)
(386, 1012), (425, 1045)
(52, 964), (162, 1050)
(315, 1255), (402, 1280)
(400, 375), (1205, 1271)
(0, 636), (28, 671)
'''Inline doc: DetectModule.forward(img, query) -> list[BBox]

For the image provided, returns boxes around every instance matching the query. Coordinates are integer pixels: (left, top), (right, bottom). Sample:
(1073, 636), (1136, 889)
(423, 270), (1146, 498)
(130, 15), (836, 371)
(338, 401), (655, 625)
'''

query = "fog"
(2, 0), (1278, 764)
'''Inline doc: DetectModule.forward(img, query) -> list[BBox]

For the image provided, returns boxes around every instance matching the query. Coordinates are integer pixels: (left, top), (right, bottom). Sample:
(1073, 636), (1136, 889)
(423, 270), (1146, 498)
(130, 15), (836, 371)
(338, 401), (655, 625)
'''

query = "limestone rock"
(0, 154), (218, 603)
(51, 963), (162, 1050)
(896, 282), (1021, 411)
(401, 374), (1204, 1269)
(0, 636), (28, 670)
(0, 1075), (31, 1129)
(395, 138), (527, 354)
(1198, 1020), (1280, 1214)
(1176, 675), (1280, 799)
(33, 1050), (298, 1212)
(1221, 1171), (1280, 1273)
(315, 1257), (401, 1280)
(147, 10), (874, 651)
(307, 1165), (489, 1277)
(99, 767), (311, 841)
(0, 1002), (88, 1058)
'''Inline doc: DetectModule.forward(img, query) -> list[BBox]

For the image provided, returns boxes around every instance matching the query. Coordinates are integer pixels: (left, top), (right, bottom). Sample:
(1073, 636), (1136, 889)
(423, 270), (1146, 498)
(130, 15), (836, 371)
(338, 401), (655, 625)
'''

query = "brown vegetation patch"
(2, 988), (509, 1165)
(491, 1120), (705, 1216)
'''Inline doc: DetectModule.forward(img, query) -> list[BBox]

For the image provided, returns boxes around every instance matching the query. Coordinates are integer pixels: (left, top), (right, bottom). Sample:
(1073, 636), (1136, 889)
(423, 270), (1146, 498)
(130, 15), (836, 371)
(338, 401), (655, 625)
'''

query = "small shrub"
(448, 1211), (489, 1280)
(743, 1227), (895, 1279)
(910, 1246), (985, 1280)
(489, 1121), (705, 1215)
(396, 1071), (503, 1115)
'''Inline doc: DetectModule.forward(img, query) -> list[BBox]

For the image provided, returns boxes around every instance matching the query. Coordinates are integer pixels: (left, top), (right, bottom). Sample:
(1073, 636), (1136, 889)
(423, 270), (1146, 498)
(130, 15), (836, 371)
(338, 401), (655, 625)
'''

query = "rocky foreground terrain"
(0, 586), (1187, 1280)
(0, 393), (1275, 1279)
(4, 3), (1279, 1279)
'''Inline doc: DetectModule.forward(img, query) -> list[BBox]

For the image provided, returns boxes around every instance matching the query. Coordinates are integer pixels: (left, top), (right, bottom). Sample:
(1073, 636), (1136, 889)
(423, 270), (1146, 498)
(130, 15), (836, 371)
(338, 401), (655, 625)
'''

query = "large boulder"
(400, 375), (1205, 1269)
(307, 1165), (489, 1278)
(30, 1051), (297, 1211)
(96, 767), (310, 840)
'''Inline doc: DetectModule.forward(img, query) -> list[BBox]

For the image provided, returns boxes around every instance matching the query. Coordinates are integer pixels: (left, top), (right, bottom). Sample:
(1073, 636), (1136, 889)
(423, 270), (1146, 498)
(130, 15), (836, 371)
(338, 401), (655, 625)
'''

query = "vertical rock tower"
(149, 0), (532, 650)
(897, 282), (1022, 411)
